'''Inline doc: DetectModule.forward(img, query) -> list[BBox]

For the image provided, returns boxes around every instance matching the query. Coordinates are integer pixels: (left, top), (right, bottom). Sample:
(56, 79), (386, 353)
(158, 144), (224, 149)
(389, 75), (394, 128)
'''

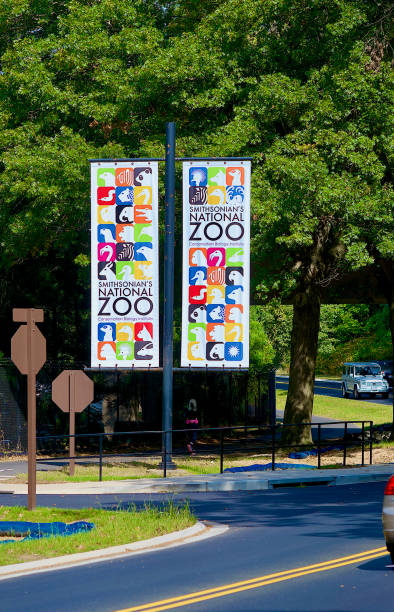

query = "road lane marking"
(114, 547), (388, 612)
(277, 383), (339, 391)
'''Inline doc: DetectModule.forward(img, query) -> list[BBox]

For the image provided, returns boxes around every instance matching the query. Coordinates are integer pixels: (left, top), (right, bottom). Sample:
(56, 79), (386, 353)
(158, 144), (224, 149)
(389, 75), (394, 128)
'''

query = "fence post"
(99, 434), (103, 482)
(361, 421), (365, 466)
(164, 431), (167, 479)
(220, 429), (224, 474)
(369, 420), (373, 465)
(317, 424), (321, 469)
(271, 425), (276, 471)
(343, 422), (347, 466)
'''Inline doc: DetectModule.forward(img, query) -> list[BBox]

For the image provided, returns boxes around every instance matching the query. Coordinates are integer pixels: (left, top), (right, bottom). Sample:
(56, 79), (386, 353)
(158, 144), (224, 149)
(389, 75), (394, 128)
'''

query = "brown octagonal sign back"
(11, 325), (46, 375)
(52, 370), (94, 413)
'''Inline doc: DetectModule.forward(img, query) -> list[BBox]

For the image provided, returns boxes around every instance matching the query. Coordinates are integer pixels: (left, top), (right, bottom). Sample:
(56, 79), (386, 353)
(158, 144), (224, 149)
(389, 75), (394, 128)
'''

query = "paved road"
(0, 482), (392, 611)
(277, 375), (393, 405)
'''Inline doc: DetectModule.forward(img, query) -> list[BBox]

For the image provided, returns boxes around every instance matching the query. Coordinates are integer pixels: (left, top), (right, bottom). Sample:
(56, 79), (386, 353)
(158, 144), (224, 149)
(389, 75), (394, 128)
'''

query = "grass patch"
(0, 502), (195, 566)
(276, 390), (392, 425)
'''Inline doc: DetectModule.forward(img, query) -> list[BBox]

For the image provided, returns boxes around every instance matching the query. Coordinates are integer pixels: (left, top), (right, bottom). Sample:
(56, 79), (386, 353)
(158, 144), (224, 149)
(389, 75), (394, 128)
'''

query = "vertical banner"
(90, 162), (159, 368)
(181, 161), (251, 368)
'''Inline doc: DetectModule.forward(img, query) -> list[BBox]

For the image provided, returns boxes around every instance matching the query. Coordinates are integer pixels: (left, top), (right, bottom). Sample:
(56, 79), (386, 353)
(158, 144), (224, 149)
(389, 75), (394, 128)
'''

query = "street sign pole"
(11, 308), (46, 511)
(52, 370), (94, 476)
(26, 310), (37, 510)
(69, 374), (75, 476)
(161, 122), (176, 470)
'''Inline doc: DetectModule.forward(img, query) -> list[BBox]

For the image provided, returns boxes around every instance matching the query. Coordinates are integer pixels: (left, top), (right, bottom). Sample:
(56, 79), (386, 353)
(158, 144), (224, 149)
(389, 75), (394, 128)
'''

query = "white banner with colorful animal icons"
(181, 161), (251, 368)
(90, 161), (159, 368)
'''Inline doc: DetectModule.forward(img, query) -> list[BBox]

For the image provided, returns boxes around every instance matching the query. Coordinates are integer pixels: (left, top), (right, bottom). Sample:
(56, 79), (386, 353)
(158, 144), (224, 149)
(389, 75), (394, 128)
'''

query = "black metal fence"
(36, 419), (373, 480)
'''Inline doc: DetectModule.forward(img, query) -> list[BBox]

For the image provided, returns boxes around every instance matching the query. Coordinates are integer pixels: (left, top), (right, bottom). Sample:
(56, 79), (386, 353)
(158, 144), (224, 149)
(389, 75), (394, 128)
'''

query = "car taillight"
(384, 476), (394, 495)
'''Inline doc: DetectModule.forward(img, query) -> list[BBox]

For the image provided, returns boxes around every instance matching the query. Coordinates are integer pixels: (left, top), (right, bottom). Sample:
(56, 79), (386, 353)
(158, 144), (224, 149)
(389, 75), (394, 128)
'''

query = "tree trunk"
(282, 289), (321, 445)
(376, 259), (394, 439)
(388, 299), (394, 440)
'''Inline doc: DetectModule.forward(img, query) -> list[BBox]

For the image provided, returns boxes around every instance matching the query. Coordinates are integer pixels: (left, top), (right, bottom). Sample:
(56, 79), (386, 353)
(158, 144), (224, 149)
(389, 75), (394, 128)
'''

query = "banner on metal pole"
(90, 162), (159, 367)
(181, 161), (251, 368)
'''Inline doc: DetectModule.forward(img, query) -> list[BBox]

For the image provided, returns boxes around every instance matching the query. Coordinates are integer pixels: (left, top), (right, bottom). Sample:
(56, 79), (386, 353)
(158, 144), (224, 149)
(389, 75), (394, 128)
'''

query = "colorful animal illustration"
(135, 188), (151, 205)
(99, 172), (115, 186)
(191, 270), (206, 285)
(134, 168), (153, 186)
(209, 343), (224, 360)
(100, 207), (114, 223)
(189, 306), (206, 322)
(227, 287), (243, 303)
(190, 342), (204, 360)
(210, 188), (225, 205)
(137, 226), (153, 241)
(139, 263), (153, 279)
(118, 325), (133, 341)
(136, 245), (153, 260)
(100, 228), (115, 242)
(118, 188), (133, 203)
(119, 207), (133, 223)
(189, 326), (206, 343)
(100, 324), (114, 342)
(209, 288), (225, 304)
(228, 169), (242, 186)
(209, 249), (223, 267)
(137, 208), (152, 223)
(228, 270), (243, 285)
(228, 306), (242, 323)
(208, 325), (224, 342)
(191, 250), (207, 267)
(119, 226), (133, 242)
(136, 342), (153, 357)
(209, 306), (224, 321)
(100, 263), (116, 280)
(228, 249), (244, 264)
(117, 264), (133, 281)
(209, 169), (226, 186)
(99, 245), (114, 261)
(137, 326), (153, 342)
(228, 325), (242, 341)
(117, 343), (133, 360)
(99, 343), (116, 361)
(193, 287), (207, 302)
(190, 169), (206, 186)
(100, 189), (115, 202)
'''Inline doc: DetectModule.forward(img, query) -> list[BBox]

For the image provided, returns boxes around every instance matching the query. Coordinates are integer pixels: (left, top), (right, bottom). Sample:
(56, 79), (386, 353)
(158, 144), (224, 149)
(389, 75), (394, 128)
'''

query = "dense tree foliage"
(0, 1), (392, 437)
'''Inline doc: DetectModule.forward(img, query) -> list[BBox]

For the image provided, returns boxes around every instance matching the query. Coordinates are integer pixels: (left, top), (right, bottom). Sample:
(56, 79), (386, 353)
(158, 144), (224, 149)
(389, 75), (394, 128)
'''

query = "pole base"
(157, 459), (177, 470)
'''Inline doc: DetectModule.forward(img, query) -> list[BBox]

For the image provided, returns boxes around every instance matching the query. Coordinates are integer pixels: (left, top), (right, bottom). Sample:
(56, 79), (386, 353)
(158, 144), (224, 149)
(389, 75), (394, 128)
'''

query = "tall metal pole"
(161, 122), (176, 468)
(26, 310), (37, 510)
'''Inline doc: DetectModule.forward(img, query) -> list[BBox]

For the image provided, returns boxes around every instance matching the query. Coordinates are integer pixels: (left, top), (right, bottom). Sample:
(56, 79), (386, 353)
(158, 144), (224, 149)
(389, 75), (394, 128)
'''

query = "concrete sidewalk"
(0, 463), (392, 495)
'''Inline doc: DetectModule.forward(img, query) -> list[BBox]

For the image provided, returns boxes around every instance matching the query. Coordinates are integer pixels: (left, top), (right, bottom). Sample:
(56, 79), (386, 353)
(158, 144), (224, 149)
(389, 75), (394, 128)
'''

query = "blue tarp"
(0, 521), (95, 544)
(288, 445), (344, 459)
(224, 463), (316, 473)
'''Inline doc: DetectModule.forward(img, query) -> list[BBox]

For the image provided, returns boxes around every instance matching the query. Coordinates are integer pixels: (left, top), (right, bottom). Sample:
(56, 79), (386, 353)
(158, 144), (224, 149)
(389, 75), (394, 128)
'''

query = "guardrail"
(35, 420), (373, 480)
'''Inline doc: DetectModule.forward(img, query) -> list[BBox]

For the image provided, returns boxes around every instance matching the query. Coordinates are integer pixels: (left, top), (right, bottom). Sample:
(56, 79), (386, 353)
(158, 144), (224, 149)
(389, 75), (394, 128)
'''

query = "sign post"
(52, 370), (94, 475)
(11, 308), (46, 510)
(161, 122), (176, 470)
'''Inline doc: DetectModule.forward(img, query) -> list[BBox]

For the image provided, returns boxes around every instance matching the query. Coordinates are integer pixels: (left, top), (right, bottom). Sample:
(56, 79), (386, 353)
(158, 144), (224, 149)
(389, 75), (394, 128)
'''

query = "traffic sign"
(10, 308), (47, 510)
(52, 370), (94, 413)
(11, 325), (46, 375)
(52, 370), (94, 476)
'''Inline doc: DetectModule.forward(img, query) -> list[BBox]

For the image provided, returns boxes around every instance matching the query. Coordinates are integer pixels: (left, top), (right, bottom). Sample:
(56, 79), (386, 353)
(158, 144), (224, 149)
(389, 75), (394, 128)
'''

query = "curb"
(0, 465), (392, 495)
(0, 521), (228, 582)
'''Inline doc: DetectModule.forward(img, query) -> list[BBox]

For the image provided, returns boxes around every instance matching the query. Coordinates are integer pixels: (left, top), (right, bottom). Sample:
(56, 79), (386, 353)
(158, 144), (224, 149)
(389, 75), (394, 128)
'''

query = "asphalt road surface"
(276, 375), (393, 406)
(0, 482), (392, 611)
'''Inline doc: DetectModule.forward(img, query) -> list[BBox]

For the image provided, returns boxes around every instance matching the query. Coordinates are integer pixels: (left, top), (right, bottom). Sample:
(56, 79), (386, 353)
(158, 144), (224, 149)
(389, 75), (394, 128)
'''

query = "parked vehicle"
(383, 475), (394, 564)
(376, 360), (393, 390)
(341, 362), (389, 399)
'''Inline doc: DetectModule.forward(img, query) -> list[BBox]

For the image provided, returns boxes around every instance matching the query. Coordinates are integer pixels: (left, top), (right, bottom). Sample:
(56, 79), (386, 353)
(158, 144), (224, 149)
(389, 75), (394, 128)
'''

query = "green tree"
(0, 1), (392, 442)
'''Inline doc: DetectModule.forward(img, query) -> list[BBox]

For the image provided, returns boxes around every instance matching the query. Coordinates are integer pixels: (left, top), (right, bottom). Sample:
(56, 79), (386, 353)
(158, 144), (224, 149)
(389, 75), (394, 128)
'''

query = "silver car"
(342, 362), (389, 399)
(383, 475), (394, 563)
